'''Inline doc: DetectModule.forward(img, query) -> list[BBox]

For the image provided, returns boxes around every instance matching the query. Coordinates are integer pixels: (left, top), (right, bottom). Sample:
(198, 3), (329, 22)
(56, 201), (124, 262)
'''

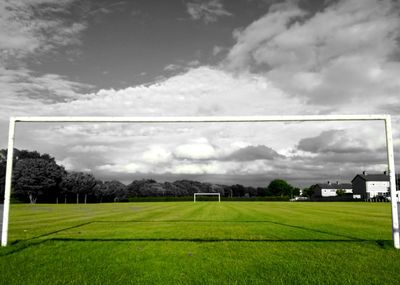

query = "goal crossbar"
(1, 115), (398, 249)
(194, 193), (221, 202)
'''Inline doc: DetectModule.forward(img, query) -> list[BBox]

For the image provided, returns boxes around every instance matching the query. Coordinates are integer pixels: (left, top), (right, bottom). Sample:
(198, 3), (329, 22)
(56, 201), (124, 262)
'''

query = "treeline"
(0, 149), (301, 204)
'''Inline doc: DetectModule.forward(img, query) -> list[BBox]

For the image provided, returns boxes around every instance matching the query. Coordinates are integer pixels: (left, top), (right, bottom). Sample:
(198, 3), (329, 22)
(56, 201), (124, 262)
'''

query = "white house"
(311, 182), (352, 198)
(351, 171), (389, 200)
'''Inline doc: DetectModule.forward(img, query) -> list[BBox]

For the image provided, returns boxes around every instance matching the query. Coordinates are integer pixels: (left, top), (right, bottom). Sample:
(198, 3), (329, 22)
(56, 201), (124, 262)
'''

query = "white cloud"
(212, 45), (224, 56)
(174, 141), (217, 160)
(98, 161), (153, 174)
(0, 0), (92, 107)
(186, 0), (232, 24)
(142, 146), (172, 164)
(225, 0), (400, 110)
(170, 162), (223, 175)
(0, 0), (86, 63)
(187, 60), (200, 67)
(0, 67), (93, 103)
(47, 66), (307, 117)
(226, 2), (306, 70)
(163, 64), (181, 71)
(70, 145), (117, 153)
(57, 157), (75, 171)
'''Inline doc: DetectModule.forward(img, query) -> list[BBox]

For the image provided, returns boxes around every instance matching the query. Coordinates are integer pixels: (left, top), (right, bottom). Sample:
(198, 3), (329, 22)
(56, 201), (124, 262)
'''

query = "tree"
(1, 148), (55, 201)
(302, 187), (314, 198)
(13, 158), (65, 203)
(0, 149), (6, 200)
(256, 187), (266, 197)
(336, 189), (346, 196)
(93, 180), (106, 202)
(231, 184), (245, 197)
(60, 172), (97, 204)
(103, 180), (127, 202)
(266, 179), (293, 196)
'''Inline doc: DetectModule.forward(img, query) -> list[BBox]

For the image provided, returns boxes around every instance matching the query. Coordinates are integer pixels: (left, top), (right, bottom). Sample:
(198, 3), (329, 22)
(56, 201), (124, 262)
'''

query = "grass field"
(0, 202), (400, 284)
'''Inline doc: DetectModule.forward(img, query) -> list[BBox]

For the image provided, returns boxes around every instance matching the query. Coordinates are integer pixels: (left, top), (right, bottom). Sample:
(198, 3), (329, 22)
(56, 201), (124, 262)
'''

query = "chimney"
(384, 171), (387, 175)
(327, 181), (330, 185)
(363, 171), (367, 175)
(336, 181), (339, 185)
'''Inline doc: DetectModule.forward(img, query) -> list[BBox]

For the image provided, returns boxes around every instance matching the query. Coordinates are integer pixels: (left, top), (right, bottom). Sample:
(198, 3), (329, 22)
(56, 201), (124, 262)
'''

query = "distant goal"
(194, 193), (221, 203)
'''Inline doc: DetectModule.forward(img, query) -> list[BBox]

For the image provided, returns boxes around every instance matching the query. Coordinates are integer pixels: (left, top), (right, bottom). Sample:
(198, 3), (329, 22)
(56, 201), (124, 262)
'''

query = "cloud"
(212, 45), (225, 56)
(163, 64), (181, 72)
(291, 128), (389, 177)
(174, 140), (217, 160)
(225, 0), (400, 110)
(69, 145), (117, 153)
(4, 63), (392, 186)
(224, 145), (283, 161)
(0, 1), (92, 105)
(0, 67), (93, 103)
(296, 126), (387, 154)
(186, 0), (232, 24)
(297, 130), (366, 154)
(0, 0), (87, 64)
(169, 162), (224, 175)
(225, 2), (306, 70)
(44, 66), (307, 117)
(163, 61), (201, 74)
(142, 146), (172, 164)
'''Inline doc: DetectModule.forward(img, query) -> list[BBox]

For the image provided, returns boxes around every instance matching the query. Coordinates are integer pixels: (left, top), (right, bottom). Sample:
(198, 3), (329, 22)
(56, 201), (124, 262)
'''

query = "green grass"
(1, 202), (399, 284)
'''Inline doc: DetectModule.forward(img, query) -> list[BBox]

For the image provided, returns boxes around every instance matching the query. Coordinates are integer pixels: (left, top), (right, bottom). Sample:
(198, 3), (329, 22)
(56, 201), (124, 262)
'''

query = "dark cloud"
(297, 130), (366, 154)
(224, 145), (283, 161)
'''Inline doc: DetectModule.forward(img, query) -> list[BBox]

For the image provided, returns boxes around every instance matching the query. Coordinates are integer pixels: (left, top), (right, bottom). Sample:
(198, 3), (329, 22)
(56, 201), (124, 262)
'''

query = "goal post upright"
(1, 117), (16, 247)
(384, 115), (399, 249)
(1, 114), (398, 248)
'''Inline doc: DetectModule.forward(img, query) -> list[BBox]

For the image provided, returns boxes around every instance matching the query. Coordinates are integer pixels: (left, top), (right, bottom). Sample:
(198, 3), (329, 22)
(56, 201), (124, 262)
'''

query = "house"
(352, 171), (389, 200)
(311, 181), (353, 198)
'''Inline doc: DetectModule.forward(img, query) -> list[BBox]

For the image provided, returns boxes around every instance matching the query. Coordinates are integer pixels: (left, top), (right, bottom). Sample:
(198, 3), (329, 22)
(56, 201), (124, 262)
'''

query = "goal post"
(194, 193), (221, 203)
(1, 115), (398, 249)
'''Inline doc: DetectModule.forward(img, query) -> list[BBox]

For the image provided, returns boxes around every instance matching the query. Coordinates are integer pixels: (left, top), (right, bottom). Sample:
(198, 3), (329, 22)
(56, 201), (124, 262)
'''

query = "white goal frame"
(1, 115), (398, 249)
(194, 193), (221, 203)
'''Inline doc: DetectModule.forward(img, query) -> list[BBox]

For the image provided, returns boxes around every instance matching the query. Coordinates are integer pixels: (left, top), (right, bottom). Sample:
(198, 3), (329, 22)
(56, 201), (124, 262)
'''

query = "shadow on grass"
(2, 219), (394, 256)
(29, 221), (94, 240)
(92, 219), (360, 241)
(49, 237), (370, 243)
(0, 237), (393, 257)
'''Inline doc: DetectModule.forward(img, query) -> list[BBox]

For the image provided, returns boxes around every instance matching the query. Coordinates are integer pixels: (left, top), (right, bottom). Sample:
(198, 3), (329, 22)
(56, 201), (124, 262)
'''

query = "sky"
(1, 0), (400, 187)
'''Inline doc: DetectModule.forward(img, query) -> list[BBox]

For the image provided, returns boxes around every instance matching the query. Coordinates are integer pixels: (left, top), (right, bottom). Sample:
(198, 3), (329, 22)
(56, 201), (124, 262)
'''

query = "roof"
(315, 183), (352, 189)
(351, 174), (389, 182)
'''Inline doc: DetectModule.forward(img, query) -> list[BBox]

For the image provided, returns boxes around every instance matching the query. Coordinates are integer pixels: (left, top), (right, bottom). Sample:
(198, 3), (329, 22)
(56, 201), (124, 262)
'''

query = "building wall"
(320, 188), (352, 197)
(344, 188), (353, 194)
(352, 177), (367, 199)
(311, 185), (322, 198)
(366, 181), (389, 198)
(321, 188), (336, 197)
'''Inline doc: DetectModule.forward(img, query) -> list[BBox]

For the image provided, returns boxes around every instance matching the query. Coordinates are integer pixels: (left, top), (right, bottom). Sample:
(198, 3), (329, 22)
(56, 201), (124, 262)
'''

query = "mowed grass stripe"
(1, 202), (400, 285)
(237, 202), (392, 240)
(7, 202), (392, 242)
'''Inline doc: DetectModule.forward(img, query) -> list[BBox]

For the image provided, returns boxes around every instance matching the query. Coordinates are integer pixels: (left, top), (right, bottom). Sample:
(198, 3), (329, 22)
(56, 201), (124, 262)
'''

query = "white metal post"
(1, 118), (16, 247)
(384, 116), (400, 249)
(193, 193), (220, 202)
